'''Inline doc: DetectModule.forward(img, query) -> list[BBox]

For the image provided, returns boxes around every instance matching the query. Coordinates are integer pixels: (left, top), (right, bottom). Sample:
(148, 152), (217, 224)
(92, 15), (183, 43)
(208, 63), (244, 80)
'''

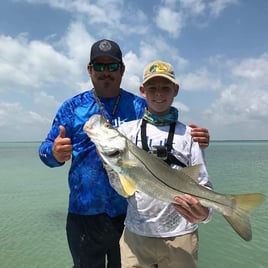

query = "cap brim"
(143, 73), (177, 85)
(90, 55), (122, 64)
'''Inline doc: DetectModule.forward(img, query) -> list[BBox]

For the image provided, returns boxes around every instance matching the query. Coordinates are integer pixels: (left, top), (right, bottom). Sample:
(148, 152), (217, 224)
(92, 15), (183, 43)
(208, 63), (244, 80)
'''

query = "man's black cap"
(90, 39), (123, 64)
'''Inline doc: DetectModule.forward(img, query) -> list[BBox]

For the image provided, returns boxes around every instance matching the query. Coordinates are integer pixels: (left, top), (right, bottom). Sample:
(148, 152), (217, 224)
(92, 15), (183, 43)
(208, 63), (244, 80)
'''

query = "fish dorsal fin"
(119, 174), (137, 196)
(180, 164), (202, 182)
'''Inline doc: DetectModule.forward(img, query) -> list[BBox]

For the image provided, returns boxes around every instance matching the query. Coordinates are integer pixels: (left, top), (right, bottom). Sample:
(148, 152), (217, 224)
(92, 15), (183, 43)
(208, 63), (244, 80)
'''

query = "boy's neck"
(143, 107), (178, 126)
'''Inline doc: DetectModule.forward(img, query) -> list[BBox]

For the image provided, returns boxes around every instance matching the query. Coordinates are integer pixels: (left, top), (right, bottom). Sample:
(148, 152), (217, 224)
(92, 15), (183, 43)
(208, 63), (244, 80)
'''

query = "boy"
(114, 60), (212, 268)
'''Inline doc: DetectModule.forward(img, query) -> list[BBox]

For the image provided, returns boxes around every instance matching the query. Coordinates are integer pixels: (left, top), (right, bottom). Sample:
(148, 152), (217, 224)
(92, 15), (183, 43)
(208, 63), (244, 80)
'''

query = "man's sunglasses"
(91, 63), (121, 72)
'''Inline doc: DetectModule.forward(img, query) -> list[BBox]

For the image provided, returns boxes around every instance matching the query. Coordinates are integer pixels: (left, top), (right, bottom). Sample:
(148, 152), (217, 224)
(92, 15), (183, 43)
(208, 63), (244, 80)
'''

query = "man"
(39, 39), (210, 268)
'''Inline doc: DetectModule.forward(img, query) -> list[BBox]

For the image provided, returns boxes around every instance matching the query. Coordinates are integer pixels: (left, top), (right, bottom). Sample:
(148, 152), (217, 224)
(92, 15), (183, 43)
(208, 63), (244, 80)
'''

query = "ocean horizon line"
(1, 139), (268, 143)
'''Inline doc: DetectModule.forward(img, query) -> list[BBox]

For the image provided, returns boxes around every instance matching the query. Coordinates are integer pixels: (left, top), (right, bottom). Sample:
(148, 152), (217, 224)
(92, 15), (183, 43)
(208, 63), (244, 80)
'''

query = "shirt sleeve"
(38, 101), (72, 168)
(39, 138), (64, 168)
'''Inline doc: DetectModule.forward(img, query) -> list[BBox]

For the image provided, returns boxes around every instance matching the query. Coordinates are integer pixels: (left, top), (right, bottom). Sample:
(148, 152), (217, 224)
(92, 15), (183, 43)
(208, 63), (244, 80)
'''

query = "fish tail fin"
(223, 193), (266, 241)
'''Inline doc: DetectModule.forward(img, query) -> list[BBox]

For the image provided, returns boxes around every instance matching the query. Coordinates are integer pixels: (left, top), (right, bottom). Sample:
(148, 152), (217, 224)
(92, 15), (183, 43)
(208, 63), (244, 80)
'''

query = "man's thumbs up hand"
(52, 125), (73, 163)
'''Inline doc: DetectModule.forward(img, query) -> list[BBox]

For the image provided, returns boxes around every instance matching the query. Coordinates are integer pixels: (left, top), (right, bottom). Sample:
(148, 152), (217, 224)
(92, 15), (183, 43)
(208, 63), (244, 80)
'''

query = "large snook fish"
(83, 114), (266, 241)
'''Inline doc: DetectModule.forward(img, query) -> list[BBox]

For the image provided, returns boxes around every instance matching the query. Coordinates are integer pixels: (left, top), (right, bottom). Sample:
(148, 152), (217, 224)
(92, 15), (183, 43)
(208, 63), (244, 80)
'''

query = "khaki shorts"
(120, 228), (199, 268)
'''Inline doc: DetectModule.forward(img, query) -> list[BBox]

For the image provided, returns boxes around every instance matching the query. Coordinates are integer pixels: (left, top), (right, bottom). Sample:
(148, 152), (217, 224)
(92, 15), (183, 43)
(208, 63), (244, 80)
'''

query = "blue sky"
(1, 0), (268, 141)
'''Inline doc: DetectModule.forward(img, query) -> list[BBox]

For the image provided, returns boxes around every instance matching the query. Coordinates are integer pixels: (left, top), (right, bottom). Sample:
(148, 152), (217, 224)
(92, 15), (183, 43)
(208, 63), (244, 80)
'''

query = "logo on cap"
(149, 62), (172, 74)
(99, 40), (112, 52)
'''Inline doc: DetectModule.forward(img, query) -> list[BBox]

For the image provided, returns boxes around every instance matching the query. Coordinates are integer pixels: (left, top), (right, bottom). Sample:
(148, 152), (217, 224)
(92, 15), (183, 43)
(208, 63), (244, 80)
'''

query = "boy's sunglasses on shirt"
(91, 63), (121, 72)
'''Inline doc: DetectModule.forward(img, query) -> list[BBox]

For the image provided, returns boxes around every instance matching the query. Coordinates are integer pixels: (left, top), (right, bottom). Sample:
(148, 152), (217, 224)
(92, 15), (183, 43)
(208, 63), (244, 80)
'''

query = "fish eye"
(104, 122), (111, 128)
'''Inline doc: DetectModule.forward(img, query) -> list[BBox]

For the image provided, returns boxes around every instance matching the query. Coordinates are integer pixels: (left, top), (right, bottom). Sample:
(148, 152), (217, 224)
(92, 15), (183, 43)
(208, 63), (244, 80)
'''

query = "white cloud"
(122, 51), (143, 93)
(178, 0), (206, 15)
(180, 68), (223, 91)
(33, 91), (61, 113)
(121, 40), (189, 95)
(209, 0), (239, 17)
(204, 52), (268, 124)
(154, 0), (239, 37)
(0, 101), (51, 141)
(173, 100), (190, 113)
(62, 22), (94, 63)
(207, 53), (268, 125)
(205, 85), (268, 126)
(17, 0), (123, 20)
(155, 7), (184, 38)
(14, 0), (239, 40)
(0, 34), (82, 93)
(17, 0), (148, 37)
(231, 53), (268, 88)
(179, 52), (268, 139)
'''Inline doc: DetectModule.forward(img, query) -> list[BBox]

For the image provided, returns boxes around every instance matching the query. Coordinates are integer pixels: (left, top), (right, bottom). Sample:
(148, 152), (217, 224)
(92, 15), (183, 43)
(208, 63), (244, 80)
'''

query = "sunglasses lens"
(108, 63), (120, 72)
(92, 63), (105, 72)
(92, 63), (120, 72)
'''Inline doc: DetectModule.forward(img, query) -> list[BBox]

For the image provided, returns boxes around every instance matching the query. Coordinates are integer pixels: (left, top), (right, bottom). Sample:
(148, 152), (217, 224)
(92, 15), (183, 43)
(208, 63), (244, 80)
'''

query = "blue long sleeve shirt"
(39, 89), (146, 217)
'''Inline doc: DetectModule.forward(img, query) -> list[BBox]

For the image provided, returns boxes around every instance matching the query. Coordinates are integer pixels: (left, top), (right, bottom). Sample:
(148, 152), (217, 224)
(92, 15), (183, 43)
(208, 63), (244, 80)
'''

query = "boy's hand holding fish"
(173, 195), (209, 223)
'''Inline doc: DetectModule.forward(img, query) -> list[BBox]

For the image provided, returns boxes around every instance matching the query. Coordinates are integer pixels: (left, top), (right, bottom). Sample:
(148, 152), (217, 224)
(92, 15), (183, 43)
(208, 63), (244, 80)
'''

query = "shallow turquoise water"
(199, 141), (268, 268)
(0, 141), (267, 267)
(0, 142), (72, 267)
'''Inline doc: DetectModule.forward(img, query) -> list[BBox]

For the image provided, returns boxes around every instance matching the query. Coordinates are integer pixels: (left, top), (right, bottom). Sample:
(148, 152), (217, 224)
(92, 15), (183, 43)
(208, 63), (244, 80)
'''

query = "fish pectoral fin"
(118, 159), (138, 168)
(180, 164), (202, 182)
(119, 175), (137, 196)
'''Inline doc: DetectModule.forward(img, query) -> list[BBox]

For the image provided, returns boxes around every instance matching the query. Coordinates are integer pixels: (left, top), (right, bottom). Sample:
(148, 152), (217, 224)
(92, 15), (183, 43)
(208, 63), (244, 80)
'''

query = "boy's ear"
(140, 85), (146, 98)
(174, 83), (179, 96)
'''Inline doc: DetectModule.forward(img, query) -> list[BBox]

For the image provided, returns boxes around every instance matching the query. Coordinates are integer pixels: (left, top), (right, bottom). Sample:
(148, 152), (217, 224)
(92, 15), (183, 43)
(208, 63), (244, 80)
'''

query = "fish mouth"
(106, 149), (121, 157)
